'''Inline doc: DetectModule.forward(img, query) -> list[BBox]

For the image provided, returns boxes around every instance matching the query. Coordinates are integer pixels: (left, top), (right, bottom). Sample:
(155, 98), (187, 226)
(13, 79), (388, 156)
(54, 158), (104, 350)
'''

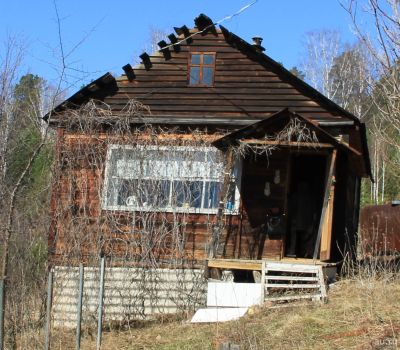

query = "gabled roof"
(43, 13), (370, 177)
(213, 108), (370, 177)
(46, 13), (362, 126)
(43, 73), (117, 122)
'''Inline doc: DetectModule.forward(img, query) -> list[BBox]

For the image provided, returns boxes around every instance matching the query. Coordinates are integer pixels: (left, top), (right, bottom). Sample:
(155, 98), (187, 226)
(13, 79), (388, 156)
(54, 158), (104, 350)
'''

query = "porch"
(210, 109), (363, 264)
(192, 258), (338, 322)
(206, 258), (338, 297)
(207, 258), (339, 271)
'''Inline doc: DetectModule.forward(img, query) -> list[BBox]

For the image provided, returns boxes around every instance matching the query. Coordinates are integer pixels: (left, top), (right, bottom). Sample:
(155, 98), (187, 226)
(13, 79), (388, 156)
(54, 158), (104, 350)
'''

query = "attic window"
(189, 53), (215, 86)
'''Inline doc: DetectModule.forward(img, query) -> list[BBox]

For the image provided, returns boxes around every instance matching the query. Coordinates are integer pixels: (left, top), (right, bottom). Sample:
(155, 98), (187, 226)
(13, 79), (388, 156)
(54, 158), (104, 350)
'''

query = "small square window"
(188, 53), (215, 86)
(202, 67), (213, 86)
(189, 67), (200, 85)
(203, 54), (214, 65)
(191, 54), (201, 64)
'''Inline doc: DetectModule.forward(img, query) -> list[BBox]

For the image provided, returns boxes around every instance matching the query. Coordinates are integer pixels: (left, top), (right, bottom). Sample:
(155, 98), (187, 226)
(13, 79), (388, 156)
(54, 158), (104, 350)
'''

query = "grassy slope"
(53, 277), (400, 350)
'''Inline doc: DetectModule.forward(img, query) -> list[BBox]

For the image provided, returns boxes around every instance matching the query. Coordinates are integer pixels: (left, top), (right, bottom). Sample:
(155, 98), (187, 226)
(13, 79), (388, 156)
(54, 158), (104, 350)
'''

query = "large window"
(102, 145), (241, 214)
(188, 53), (215, 86)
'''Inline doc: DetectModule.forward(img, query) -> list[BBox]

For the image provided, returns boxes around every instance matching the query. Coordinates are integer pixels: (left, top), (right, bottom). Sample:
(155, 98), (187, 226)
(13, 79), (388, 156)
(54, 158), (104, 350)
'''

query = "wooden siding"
(104, 31), (348, 123)
(220, 151), (289, 260)
(49, 132), (229, 265)
(49, 131), (361, 266)
(50, 131), (290, 265)
(48, 27), (365, 267)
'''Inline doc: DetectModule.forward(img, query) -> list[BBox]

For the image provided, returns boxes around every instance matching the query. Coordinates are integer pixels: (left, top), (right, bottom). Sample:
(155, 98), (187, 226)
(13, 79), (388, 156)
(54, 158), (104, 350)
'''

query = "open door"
(285, 153), (327, 259)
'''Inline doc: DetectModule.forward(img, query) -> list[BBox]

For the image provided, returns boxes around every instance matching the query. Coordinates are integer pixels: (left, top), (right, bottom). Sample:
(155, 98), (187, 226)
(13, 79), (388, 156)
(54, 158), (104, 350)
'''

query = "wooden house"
(46, 14), (371, 325)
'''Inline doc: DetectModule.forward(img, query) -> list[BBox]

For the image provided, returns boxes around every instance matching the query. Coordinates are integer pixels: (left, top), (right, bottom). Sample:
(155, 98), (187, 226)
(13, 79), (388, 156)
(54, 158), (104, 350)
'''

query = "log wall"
(49, 131), (289, 265)
(105, 30), (351, 124)
(49, 29), (365, 266)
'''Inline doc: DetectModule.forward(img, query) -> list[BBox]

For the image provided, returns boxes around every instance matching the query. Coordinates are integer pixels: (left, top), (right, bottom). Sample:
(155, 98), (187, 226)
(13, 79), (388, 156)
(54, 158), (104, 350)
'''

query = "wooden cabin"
(46, 14), (371, 325)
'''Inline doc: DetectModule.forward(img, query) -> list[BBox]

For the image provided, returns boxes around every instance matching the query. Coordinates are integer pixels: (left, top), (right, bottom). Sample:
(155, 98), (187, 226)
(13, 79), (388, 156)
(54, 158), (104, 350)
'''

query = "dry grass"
(46, 276), (400, 350)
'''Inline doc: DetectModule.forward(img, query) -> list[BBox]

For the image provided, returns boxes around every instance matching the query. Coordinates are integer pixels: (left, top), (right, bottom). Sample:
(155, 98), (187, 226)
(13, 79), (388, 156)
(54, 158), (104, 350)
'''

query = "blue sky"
(0, 0), (361, 95)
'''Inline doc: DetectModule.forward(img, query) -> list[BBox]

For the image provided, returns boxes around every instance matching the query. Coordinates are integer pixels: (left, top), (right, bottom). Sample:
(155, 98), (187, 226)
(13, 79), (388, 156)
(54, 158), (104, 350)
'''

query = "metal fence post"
(96, 257), (105, 350)
(0, 278), (5, 350)
(76, 264), (84, 350)
(44, 270), (54, 350)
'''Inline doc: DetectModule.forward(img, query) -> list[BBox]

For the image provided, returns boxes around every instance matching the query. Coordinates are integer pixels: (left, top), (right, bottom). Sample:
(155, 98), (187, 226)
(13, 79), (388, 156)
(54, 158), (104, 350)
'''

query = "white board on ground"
(191, 307), (248, 323)
(207, 282), (262, 307)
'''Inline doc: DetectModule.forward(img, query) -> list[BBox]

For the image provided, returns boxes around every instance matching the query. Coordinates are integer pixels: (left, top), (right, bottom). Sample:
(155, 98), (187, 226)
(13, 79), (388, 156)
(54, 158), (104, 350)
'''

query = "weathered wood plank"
(126, 70), (281, 77)
(116, 86), (301, 94)
(109, 93), (306, 100)
(266, 275), (319, 281)
(241, 140), (334, 148)
(207, 259), (263, 270)
(265, 283), (320, 289)
(131, 75), (285, 83)
(265, 294), (322, 301)
(111, 105), (329, 112)
(314, 150), (337, 260)
(117, 81), (297, 88)
(264, 262), (321, 272)
(104, 99), (320, 107)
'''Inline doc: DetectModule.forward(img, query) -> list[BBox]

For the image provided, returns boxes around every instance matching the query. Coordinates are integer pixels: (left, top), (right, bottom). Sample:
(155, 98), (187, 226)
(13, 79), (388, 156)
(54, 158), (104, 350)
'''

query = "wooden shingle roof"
(45, 13), (370, 176)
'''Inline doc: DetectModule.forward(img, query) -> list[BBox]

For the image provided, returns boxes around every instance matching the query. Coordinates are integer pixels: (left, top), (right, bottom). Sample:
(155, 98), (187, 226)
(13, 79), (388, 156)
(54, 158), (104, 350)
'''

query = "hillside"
(49, 276), (399, 350)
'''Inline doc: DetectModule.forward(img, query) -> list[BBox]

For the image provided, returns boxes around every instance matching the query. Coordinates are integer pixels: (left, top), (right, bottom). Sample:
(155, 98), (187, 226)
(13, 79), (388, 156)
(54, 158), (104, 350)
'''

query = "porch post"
(313, 149), (337, 261)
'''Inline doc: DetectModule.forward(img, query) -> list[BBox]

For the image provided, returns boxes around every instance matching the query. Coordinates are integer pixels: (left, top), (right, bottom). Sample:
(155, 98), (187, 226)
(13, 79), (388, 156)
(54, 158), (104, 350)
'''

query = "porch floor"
(207, 258), (338, 271)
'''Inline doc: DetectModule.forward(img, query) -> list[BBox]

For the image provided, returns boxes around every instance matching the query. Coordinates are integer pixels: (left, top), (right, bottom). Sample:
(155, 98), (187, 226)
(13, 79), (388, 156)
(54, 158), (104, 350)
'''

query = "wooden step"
(266, 275), (319, 281)
(265, 283), (320, 289)
(264, 262), (321, 273)
(265, 294), (322, 301)
(261, 261), (327, 303)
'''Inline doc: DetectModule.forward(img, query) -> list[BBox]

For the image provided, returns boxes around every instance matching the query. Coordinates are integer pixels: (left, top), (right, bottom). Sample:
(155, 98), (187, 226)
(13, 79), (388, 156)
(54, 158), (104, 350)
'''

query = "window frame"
(102, 144), (241, 215)
(188, 52), (216, 87)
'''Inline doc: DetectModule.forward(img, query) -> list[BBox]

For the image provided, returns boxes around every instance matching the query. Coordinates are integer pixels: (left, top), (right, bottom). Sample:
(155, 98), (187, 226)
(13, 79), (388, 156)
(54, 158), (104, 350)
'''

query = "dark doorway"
(285, 154), (326, 258)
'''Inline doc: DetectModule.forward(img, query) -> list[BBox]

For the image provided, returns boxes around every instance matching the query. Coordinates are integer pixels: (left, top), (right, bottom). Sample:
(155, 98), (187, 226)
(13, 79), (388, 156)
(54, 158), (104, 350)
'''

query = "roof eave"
(43, 72), (118, 122)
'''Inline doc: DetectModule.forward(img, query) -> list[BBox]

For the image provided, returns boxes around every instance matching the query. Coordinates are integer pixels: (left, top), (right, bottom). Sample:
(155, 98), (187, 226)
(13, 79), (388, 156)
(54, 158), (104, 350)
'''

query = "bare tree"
(0, 36), (25, 195)
(299, 26), (398, 203)
(133, 27), (170, 65)
(328, 42), (374, 119)
(0, 1), (112, 346)
(301, 30), (343, 100)
(301, 30), (373, 119)
(342, 0), (400, 203)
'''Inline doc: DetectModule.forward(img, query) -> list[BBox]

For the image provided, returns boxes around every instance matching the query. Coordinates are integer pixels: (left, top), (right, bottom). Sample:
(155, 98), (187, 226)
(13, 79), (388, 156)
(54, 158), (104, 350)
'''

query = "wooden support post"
(320, 177), (336, 260)
(96, 257), (105, 350)
(260, 261), (266, 303)
(313, 150), (337, 261)
(208, 148), (234, 259)
(76, 264), (84, 350)
(318, 266), (328, 302)
(44, 270), (54, 350)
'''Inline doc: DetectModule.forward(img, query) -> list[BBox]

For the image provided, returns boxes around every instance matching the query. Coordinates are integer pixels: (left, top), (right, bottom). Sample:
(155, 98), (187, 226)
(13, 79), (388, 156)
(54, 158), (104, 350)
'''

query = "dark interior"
(285, 154), (326, 258)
